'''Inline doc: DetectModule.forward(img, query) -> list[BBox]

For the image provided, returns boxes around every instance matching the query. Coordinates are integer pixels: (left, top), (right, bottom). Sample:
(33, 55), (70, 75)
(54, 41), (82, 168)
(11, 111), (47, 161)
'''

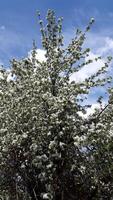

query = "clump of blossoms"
(0, 10), (113, 200)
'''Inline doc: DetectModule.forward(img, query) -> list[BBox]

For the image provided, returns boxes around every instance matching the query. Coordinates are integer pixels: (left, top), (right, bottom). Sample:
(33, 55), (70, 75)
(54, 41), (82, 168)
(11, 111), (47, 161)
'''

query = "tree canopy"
(0, 9), (113, 200)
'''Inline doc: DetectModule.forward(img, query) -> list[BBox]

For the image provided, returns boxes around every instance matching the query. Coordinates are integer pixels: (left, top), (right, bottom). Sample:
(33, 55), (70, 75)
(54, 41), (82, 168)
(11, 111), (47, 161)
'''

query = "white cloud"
(28, 49), (46, 63)
(85, 103), (100, 117)
(70, 52), (105, 82)
(77, 103), (98, 118)
(78, 101), (106, 118)
(7, 72), (15, 82)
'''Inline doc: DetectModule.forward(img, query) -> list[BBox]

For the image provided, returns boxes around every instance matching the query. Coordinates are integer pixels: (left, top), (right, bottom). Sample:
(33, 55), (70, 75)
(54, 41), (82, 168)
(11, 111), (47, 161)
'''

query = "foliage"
(0, 10), (113, 200)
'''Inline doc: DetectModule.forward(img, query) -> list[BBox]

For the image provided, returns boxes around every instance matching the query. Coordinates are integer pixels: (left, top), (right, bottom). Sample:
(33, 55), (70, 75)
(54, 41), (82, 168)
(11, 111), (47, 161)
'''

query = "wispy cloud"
(0, 25), (5, 30)
(0, 28), (34, 66)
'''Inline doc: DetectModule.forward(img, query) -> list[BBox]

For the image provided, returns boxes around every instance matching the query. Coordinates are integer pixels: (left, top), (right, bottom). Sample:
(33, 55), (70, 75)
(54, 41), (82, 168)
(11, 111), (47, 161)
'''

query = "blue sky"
(0, 0), (113, 66)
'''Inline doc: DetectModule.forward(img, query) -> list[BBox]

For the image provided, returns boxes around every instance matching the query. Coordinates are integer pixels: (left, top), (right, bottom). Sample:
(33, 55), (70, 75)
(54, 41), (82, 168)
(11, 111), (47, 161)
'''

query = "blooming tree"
(0, 10), (112, 200)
